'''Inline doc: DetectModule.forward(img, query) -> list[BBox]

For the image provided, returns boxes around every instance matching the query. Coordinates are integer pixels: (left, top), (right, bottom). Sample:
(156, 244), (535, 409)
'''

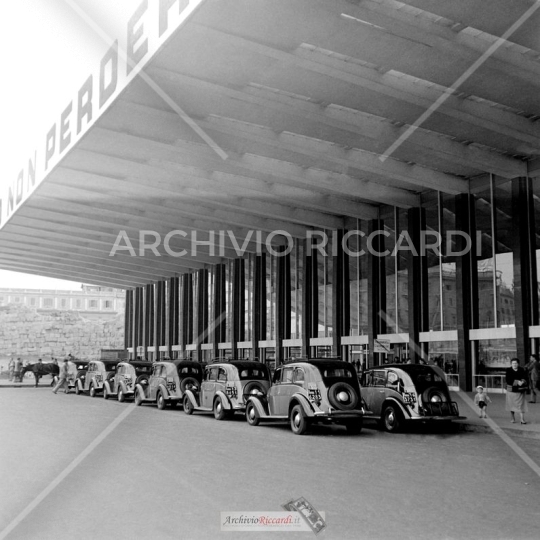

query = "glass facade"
(126, 181), (540, 392)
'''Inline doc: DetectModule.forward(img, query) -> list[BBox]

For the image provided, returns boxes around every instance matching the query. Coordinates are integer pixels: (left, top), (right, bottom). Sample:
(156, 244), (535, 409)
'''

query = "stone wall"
(0, 303), (124, 363)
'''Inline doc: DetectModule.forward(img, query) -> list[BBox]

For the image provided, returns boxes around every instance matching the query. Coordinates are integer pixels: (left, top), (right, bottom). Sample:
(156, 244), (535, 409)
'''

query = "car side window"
(292, 368), (305, 384)
(218, 368), (227, 382)
(373, 370), (386, 386)
(207, 367), (218, 381)
(272, 368), (282, 384)
(283, 367), (294, 383)
(387, 371), (400, 389)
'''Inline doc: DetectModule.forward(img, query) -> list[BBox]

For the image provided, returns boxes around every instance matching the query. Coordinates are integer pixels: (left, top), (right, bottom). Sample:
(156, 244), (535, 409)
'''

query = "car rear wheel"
(157, 391), (166, 410)
(246, 402), (260, 426)
(118, 388), (125, 403)
(134, 388), (143, 406)
(345, 419), (363, 435)
(214, 397), (227, 420)
(290, 404), (309, 435)
(183, 395), (194, 415)
(89, 383), (96, 398)
(382, 404), (402, 433)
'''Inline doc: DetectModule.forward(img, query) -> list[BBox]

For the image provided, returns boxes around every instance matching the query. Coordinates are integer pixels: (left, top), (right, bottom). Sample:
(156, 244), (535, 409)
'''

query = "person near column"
(8, 358), (15, 381)
(505, 358), (528, 424)
(14, 358), (23, 383)
(52, 359), (70, 394)
(526, 354), (539, 404)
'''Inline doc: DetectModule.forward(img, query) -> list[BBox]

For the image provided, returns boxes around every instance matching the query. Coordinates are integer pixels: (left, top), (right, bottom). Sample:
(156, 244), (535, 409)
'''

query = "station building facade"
(124, 176), (540, 392)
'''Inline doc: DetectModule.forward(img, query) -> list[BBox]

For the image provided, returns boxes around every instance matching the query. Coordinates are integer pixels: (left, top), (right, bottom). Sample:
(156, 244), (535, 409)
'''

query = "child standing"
(474, 385), (492, 418)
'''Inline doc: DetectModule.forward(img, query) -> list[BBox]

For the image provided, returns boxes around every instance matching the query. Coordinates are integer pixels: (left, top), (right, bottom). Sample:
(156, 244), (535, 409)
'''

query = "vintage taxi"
(134, 360), (203, 409)
(66, 359), (89, 391)
(103, 360), (153, 402)
(183, 360), (271, 420)
(245, 360), (364, 435)
(74, 359), (120, 397)
(361, 364), (461, 432)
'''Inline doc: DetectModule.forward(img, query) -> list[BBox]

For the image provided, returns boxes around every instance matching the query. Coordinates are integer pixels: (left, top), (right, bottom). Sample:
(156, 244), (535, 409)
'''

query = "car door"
(370, 370), (388, 415)
(274, 366), (295, 415)
(201, 367), (218, 407)
(148, 365), (162, 400)
(267, 368), (282, 414)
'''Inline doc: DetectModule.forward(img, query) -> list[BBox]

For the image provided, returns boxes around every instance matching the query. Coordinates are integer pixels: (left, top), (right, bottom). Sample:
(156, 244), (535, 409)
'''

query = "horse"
(19, 363), (60, 387)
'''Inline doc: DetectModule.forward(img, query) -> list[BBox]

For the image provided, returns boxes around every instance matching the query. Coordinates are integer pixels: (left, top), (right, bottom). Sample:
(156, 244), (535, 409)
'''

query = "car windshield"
(238, 367), (269, 380)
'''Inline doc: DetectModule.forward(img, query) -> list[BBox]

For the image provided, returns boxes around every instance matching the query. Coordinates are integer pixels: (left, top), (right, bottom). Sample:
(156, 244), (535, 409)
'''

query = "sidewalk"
(452, 390), (540, 439)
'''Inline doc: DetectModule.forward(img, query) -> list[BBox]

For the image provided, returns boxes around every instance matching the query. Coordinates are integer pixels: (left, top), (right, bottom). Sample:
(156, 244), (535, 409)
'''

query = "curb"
(455, 420), (540, 440)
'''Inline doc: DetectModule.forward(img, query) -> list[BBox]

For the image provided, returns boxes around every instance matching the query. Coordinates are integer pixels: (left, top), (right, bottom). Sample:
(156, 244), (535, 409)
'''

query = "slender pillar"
(276, 247), (291, 366)
(367, 218), (385, 367)
(124, 290), (133, 352)
(512, 178), (537, 361)
(456, 194), (477, 391)
(251, 255), (265, 362)
(301, 239), (317, 357)
(408, 208), (429, 363)
(332, 230), (348, 357)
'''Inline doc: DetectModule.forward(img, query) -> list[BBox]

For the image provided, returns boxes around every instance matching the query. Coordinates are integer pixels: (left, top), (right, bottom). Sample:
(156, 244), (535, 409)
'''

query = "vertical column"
(251, 255), (265, 362)
(195, 269), (206, 362)
(179, 274), (190, 356)
(166, 277), (178, 358)
(133, 287), (143, 358)
(276, 247), (291, 366)
(332, 230), (349, 357)
(212, 264), (226, 358)
(230, 259), (244, 359)
(408, 208), (429, 363)
(512, 178), (537, 360)
(124, 290), (133, 352)
(367, 218), (385, 367)
(301, 239), (318, 357)
(455, 194), (477, 391)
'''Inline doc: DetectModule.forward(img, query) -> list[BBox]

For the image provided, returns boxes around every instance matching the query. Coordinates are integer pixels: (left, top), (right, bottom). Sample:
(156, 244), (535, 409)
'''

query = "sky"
(0, 0), (139, 290)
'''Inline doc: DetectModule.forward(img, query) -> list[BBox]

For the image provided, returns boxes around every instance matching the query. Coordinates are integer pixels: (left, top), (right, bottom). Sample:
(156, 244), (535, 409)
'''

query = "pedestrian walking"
(526, 353), (539, 404)
(474, 385), (491, 418)
(505, 358), (528, 424)
(14, 358), (23, 383)
(52, 359), (70, 394)
(8, 358), (15, 381)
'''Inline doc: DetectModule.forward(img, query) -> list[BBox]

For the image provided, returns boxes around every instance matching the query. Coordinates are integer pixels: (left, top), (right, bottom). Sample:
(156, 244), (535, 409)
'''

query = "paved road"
(1, 389), (539, 540)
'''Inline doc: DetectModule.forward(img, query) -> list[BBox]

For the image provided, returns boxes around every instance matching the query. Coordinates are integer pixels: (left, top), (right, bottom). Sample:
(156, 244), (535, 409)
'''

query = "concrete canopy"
(0, 0), (538, 289)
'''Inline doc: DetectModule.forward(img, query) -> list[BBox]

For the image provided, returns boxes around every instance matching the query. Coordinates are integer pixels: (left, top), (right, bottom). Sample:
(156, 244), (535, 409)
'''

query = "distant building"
(0, 285), (125, 319)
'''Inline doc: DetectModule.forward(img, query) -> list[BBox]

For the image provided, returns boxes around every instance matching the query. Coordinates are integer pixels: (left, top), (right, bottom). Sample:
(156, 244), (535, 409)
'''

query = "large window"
(348, 220), (368, 336)
(290, 244), (303, 339)
(473, 177), (515, 328)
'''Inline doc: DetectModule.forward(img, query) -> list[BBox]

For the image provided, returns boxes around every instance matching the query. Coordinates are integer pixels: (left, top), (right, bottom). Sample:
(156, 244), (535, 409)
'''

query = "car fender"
(118, 380), (130, 394)
(290, 394), (316, 418)
(103, 380), (112, 394)
(215, 390), (232, 409)
(383, 397), (411, 419)
(246, 396), (268, 417)
(184, 389), (199, 408)
(134, 383), (147, 400)
(158, 384), (170, 399)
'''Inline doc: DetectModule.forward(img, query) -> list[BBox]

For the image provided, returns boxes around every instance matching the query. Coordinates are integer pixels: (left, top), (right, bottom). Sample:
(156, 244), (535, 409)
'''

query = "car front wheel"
(157, 391), (166, 410)
(134, 389), (143, 406)
(183, 395), (194, 415)
(103, 387), (109, 400)
(382, 404), (402, 433)
(118, 388), (125, 403)
(246, 402), (260, 426)
(75, 383), (81, 395)
(290, 404), (309, 435)
(214, 397), (227, 420)
(89, 383), (96, 398)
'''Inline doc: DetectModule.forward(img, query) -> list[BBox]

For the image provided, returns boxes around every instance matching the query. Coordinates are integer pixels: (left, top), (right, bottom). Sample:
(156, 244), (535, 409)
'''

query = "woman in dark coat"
(505, 358), (528, 424)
